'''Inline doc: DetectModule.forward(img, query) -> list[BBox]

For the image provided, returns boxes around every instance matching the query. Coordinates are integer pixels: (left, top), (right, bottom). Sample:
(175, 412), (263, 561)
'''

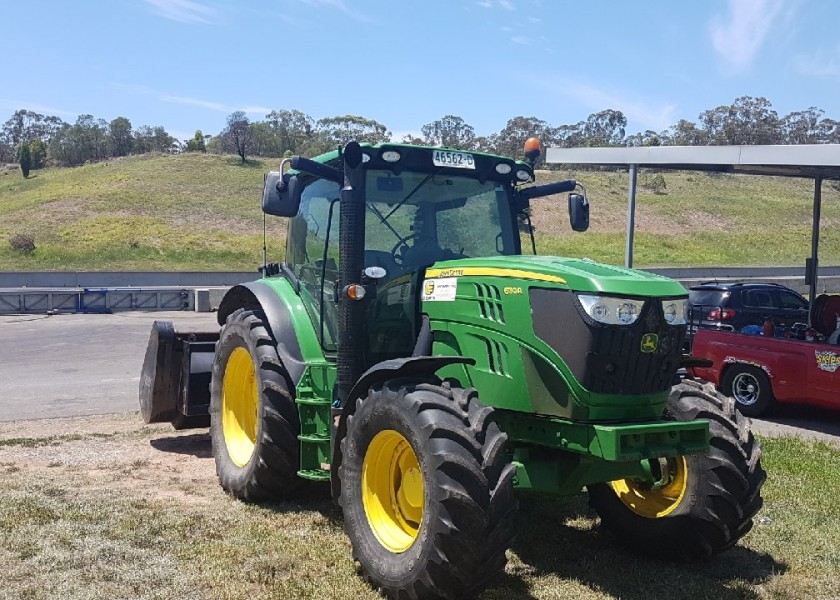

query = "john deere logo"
(641, 333), (659, 353)
(424, 281), (435, 296)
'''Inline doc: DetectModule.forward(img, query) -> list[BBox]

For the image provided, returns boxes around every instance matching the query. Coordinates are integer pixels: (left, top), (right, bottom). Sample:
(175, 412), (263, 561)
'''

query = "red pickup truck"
(690, 328), (840, 417)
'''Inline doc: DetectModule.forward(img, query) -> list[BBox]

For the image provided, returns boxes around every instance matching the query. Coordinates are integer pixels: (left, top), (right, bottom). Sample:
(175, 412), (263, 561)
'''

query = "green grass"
(0, 418), (837, 600)
(0, 154), (286, 271)
(1, 154), (838, 270)
(529, 169), (840, 267)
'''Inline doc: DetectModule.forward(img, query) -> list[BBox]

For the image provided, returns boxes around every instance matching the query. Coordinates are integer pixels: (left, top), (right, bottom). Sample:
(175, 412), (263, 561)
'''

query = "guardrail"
(1, 267), (838, 314)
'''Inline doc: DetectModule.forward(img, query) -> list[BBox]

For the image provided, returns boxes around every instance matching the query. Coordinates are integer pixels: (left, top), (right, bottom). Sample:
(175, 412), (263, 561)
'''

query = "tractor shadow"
(149, 431), (339, 517)
(150, 433), (213, 458)
(480, 493), (787, 600)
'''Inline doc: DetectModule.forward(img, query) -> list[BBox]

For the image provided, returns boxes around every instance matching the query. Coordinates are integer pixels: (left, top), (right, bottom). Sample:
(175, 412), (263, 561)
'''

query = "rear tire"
(339, 380), (517, 600)
(588, 379), (765, 561)
(209, 309), (303, 501)
(721, 365), (774, 417)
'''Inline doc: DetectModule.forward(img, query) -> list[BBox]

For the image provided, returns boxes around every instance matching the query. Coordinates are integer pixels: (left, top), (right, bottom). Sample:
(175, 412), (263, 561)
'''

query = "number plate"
(432, 150), (475, 169)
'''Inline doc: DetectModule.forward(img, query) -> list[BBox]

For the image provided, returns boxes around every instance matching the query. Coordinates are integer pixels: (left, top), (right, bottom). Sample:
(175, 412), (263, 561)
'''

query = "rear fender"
(329, 355), (475, 502)
(217, 281), (308, 385)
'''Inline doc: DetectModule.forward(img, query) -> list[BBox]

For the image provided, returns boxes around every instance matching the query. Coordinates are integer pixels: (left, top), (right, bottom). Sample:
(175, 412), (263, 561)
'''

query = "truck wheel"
(339, 380), (517, 600)
(587, 379), (765, 561)
(721, 365), (774, 417)
(209, 308), (302, 501)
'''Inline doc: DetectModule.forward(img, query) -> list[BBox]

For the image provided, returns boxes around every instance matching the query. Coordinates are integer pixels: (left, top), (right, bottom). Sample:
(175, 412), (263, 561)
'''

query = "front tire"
(339, 380), (517, 600)
(209, 309), (302, 501)
(721, 365), (774, 417)
(588, 379), (766, 561)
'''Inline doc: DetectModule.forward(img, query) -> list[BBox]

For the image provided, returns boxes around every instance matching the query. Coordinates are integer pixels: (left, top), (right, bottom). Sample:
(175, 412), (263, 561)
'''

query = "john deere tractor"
(140, 140), (765, 599)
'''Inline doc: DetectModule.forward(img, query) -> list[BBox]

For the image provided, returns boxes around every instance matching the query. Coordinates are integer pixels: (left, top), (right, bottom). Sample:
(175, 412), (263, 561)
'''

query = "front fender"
(329, 355), (475, 502)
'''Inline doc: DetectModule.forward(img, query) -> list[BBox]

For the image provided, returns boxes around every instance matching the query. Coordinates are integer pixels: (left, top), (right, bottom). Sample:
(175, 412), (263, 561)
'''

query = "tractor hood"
(424, 255), (687, 298)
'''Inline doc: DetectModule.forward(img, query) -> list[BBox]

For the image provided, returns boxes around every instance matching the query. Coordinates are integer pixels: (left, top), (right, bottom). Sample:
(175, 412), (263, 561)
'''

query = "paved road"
(1, 311), (838, 446)
(0, 311), (218, 421)
(749, 405), (840, 447)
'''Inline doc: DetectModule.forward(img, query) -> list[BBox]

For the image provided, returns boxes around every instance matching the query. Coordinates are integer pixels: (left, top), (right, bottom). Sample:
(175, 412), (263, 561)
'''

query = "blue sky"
(3, 0), (839, 143)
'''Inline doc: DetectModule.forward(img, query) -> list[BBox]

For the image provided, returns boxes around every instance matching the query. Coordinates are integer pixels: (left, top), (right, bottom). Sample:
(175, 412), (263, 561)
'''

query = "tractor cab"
(266, 142), (586, 363)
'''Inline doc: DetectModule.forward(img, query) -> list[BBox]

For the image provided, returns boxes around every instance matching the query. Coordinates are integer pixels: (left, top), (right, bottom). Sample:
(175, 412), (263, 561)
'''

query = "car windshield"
(364, 169), (517, 262)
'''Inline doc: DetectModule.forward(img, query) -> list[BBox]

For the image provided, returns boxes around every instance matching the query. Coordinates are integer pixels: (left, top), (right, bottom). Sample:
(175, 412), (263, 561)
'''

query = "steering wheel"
(390, 233), (420, 266)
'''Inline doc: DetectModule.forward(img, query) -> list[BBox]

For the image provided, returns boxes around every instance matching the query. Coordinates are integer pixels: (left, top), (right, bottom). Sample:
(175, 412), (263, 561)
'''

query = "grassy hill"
(1, 152), (838, 271)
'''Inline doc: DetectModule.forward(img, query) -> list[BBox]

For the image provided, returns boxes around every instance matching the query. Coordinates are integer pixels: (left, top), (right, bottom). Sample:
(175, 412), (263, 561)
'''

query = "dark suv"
(688, 282), (809, 334)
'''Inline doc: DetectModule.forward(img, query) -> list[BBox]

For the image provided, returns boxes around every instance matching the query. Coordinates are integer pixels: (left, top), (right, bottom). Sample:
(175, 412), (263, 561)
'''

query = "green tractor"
(140, 140), (765, 599)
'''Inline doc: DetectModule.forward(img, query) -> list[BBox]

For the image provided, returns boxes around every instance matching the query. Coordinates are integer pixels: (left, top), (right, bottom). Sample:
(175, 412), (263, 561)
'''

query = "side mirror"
(262, 171), (303, 216)
(568, 193), (589, 232)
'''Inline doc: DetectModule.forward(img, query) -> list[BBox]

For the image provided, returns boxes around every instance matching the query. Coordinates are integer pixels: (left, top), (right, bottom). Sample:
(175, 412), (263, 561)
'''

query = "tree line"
(3, 96), (840, 176)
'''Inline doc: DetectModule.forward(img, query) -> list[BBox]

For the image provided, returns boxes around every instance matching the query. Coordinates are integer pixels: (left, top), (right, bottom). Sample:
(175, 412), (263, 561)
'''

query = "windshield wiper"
(367, 202), (403, 242)
(380, 169), (441, 224)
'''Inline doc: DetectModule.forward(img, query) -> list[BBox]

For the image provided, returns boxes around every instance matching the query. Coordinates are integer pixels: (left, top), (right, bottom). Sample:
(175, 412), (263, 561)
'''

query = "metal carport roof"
(545, 144), (840, 301)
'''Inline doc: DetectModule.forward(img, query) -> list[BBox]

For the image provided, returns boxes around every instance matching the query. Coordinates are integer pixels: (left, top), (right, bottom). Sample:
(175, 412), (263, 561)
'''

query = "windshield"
(363, 169), (517, 269)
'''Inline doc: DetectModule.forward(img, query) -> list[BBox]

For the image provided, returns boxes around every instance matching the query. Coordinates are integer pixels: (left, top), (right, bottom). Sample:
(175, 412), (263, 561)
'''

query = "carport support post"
(809, 176), (823, 303)
(625, 164), (638, 269)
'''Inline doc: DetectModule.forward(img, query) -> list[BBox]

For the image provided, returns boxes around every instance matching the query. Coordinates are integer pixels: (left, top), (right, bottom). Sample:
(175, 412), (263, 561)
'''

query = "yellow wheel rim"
(222, 346), (259, 467)
(362, 430), (424, 552)
(611, 456), (688, 518)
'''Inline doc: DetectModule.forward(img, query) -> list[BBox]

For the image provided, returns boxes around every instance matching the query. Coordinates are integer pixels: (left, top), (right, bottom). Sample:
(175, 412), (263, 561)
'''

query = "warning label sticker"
(816, 349), (840, 373)
(421, 278), (457, 302)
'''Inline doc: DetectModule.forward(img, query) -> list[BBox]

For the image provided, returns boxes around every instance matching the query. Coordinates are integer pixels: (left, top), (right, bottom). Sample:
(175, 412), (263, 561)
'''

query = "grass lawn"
(1, 154), (838, 271)
(0, 414), (837, 600)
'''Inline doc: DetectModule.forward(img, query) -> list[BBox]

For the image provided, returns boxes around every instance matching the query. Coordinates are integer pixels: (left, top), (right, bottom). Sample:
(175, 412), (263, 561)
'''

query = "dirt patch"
(0, 413), (220, 506)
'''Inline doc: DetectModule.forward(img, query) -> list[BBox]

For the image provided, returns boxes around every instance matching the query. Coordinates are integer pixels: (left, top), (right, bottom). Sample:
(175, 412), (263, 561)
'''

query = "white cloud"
(299, 0), (371, 22)
(709, 0), (784, 71)
(529, 78), (677, 132)
(793, 44), (840, 78)
(115, 84), (269, 117)
(0, 101), (76, 117)
(160, 94), (228, 112)
(476, 0), (514, 9)
(511, 36), (533, 45)
(143, 0), (217, 24)
(566, 83), (677, 132)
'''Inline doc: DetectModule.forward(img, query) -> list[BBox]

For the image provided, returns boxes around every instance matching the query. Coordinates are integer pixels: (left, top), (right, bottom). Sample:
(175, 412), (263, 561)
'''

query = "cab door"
(284, 177), (342, 351)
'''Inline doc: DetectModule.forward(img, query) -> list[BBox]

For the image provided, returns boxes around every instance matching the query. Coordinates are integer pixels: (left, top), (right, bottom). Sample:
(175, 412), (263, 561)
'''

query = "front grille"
(530, 289), (686, 395)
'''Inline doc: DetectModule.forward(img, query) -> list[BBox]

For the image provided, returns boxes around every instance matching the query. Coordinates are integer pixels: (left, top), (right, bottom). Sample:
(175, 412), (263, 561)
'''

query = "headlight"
(577, 294), (644, 326)
(662, 299), (688, 325)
